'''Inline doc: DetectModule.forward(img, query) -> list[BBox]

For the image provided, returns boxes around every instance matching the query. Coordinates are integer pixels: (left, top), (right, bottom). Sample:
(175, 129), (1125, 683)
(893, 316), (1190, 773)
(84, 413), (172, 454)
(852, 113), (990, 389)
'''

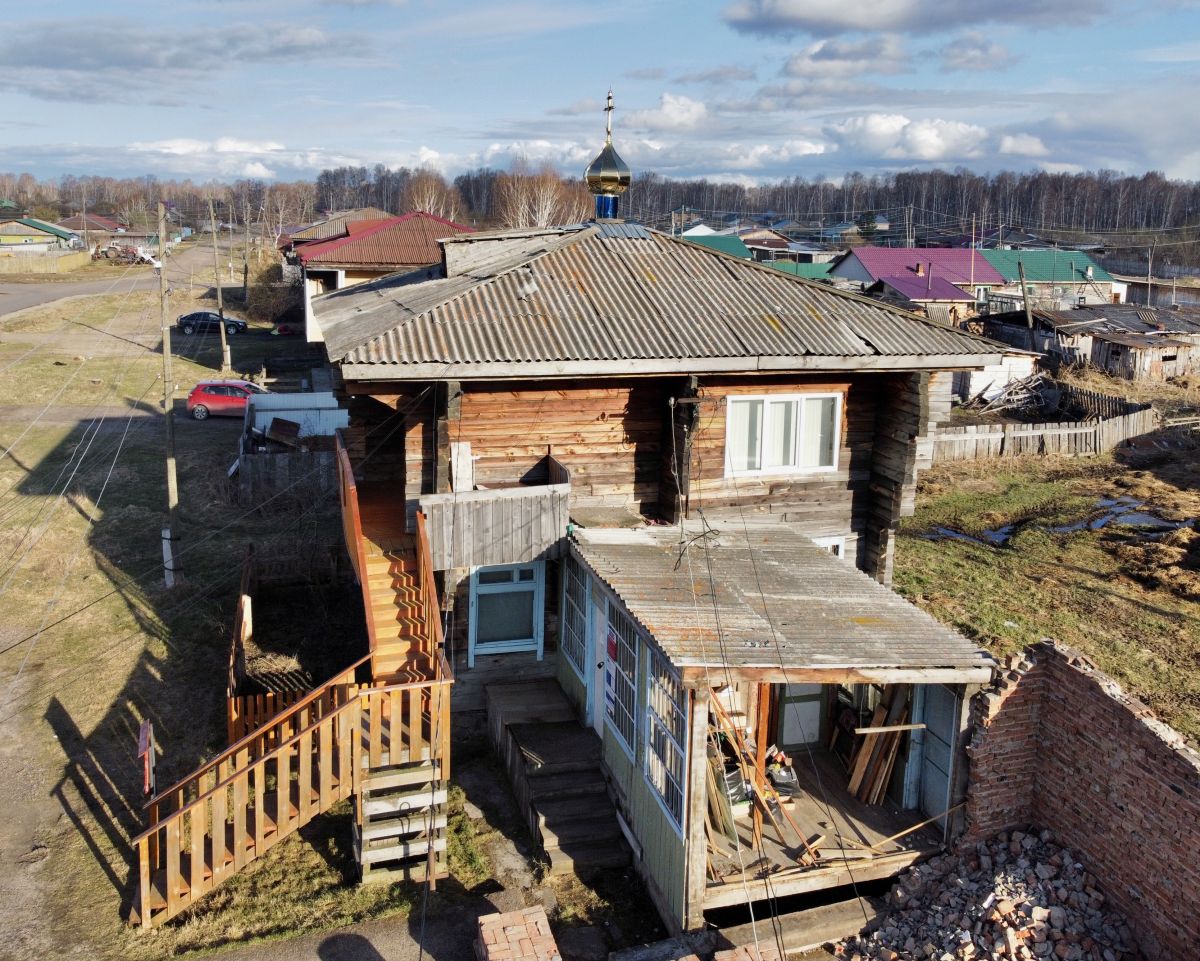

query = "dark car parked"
(176, 311), (248, 336)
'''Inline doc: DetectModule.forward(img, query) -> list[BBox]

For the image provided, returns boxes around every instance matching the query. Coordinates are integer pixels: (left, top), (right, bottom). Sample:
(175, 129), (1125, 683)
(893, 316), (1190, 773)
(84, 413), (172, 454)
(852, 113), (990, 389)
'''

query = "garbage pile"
(836, 829), (1142, 961)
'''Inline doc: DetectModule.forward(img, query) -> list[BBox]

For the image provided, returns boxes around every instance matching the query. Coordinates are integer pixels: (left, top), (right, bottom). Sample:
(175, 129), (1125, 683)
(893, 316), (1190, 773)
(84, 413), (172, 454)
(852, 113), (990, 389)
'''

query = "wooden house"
(980, 249), (1124, 311)
(983, 306), (1200, 381)
(310, 220), (1003, 931)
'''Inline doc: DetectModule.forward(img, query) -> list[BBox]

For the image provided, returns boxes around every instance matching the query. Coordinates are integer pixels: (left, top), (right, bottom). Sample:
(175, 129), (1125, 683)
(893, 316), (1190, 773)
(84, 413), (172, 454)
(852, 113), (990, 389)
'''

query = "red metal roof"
(57, 213), (121, 231)
(845, 247), (1005, 286)
(298, 212), (473, 268)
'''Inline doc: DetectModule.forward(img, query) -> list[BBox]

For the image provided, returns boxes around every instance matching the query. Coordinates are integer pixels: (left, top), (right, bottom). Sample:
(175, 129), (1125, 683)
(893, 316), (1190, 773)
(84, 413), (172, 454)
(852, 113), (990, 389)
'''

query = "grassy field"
(894, 437), (1200, 745)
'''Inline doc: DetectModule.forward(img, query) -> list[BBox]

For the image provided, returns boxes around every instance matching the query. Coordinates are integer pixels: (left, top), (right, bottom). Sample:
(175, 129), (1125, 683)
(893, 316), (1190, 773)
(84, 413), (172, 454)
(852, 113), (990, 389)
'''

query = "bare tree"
(401, 169), (463, 221)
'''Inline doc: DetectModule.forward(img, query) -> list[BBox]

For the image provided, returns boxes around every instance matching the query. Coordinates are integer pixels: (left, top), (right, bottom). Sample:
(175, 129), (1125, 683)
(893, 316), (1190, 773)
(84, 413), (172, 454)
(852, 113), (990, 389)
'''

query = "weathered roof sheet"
(290, 207), (395, 242)
(982, 249), (1114, 284)
(298, 212), (472, 268)
(989, 305), (1200, 337)
(57, 213), (120, 232)
(1, 217), (74, 241)
(838, 247), (1005, 286)
(318, 226), (1003, 379)
(570, 524), (993, 679)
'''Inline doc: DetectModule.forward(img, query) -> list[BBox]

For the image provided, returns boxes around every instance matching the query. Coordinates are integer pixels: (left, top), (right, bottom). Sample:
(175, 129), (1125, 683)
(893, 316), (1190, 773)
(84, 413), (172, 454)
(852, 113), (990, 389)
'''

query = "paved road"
(0, 242), (224, 317)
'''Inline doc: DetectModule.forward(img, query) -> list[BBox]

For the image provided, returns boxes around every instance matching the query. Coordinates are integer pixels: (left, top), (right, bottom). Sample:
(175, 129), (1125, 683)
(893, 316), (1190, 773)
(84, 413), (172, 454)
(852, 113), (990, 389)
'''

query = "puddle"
(926, 497), (1194, 546)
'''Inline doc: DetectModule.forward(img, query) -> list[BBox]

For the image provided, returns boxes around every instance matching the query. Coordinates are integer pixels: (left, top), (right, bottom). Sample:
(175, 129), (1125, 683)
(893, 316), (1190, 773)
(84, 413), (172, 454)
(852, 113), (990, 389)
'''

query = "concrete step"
(540, 814), (623, 852)
(362, 762), (440, 791)
(360, 836), (447, 865)
(363, 786), (447, 818)
(360, 812), (447, 843)
(547, 838), (631, 876)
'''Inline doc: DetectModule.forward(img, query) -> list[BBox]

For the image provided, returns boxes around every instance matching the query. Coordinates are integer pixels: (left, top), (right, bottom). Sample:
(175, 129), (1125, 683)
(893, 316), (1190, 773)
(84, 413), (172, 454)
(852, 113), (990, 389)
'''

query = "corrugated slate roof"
(982, 249), (1114, 283)
(992, 305), (1200, 336)
(839, 247), (1005, 286)
(571, 524), (993, 678)
(298, 211), (472, 268)
(318, 225), (1003, 378)
(290, 207), (394, 241)
(2, 217), (75, 241)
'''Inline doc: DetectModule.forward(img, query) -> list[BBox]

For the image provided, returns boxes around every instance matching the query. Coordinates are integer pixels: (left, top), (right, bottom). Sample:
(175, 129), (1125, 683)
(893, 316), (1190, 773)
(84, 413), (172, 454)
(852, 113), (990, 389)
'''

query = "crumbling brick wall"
(964, 642), (1200, 960)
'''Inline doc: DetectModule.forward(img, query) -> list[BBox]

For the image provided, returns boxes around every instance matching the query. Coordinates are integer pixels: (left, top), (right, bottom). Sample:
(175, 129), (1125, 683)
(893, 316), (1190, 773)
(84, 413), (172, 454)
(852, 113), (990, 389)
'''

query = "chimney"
(916, 262), (925, 276)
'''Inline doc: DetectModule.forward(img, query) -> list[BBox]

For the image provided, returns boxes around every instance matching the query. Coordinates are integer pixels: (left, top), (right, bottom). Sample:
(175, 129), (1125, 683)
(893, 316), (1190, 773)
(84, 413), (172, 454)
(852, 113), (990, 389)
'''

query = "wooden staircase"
(130, 438), (453, 928)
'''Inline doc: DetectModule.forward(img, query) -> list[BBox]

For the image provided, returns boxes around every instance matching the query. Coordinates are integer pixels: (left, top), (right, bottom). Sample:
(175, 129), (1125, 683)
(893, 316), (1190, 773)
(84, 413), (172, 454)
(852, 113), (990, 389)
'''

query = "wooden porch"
(703, 748), (940, 910)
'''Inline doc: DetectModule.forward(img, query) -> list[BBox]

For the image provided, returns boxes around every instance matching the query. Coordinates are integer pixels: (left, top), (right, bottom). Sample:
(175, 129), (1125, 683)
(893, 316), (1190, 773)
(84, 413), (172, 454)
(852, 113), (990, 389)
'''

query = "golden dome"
(585, 91), (631, 197)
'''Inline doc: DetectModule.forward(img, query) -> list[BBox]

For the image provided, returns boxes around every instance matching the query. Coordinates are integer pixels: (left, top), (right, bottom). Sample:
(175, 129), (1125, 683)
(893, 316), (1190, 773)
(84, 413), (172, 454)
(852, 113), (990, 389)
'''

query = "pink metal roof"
(297, 212), (473, 268)
(878, 273), (974, 302)
(848, 247), (1005, 286)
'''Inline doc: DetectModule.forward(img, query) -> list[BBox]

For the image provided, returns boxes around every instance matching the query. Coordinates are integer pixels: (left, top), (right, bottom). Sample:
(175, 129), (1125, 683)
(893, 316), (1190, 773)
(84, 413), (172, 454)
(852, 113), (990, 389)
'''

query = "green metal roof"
(0, 198), (19, 210)
(768, 261), (833, 280)
(7, 217), (76, 241)
(981, 249), (1113, 284)
(682, 235), (752, 259)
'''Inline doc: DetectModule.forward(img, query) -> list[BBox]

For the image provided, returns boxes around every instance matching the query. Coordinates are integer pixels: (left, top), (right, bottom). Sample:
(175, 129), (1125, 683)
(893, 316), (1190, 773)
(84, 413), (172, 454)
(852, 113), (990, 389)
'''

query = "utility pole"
(158, 203), (180, 588)
(1018, 258), (1035, 352)
(81, 194), (89, 255)
(208, 197), (232, 373)
(1146, 242), (1155, 307)
(243, 214), (250, 302)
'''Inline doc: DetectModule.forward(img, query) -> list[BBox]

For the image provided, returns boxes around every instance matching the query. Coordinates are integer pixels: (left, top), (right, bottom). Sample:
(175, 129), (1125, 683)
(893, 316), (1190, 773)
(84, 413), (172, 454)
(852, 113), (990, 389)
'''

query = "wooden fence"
(235, 449), (336, 508)
(931, 386), (1159, 463)
(0, 250), (90, 274)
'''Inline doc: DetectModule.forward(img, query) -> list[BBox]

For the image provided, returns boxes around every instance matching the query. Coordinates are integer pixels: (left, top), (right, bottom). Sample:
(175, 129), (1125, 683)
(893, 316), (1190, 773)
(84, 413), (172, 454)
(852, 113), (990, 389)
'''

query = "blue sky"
(2, 0), (1200, 184)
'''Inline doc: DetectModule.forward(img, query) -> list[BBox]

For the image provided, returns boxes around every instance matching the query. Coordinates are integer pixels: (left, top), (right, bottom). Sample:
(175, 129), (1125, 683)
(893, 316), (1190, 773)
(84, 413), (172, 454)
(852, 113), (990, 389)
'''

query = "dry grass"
(895, 440), (1200, 746)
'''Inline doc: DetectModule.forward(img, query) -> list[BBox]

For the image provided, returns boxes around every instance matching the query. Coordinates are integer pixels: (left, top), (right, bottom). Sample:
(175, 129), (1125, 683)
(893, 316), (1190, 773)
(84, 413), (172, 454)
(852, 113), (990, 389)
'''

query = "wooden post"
(1018, 259), (1035, 351)
(435, 380), (462, 494)
(752, 682), (770, 849)
(159, 202), (180, 587)
(683, 686), (711, 930)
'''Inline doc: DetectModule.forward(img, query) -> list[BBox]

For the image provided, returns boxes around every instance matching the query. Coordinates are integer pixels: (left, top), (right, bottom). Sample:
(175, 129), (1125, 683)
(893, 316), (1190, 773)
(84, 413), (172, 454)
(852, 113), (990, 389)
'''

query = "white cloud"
(242, 161), (275, 178)
(627, 94), (709, 132)
(826, 113), (987, 161)
(999, 133), (1049, 157)
(939, 32), (1016, 71)
(723, 0), (1102, 35)
(784, 35), (909, 77)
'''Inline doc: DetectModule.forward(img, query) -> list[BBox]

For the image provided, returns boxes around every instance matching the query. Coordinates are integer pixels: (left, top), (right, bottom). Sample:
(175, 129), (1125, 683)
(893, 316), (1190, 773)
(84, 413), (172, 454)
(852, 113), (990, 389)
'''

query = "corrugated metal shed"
(318, 225), (1003, 378)
(298, 212), (472, 268)
(571, 524), (993, 680)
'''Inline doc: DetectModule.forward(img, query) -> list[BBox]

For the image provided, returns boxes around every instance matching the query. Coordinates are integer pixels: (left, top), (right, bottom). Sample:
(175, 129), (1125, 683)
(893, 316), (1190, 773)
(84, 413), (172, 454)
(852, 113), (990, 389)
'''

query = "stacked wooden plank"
(846, 684), (912, 806)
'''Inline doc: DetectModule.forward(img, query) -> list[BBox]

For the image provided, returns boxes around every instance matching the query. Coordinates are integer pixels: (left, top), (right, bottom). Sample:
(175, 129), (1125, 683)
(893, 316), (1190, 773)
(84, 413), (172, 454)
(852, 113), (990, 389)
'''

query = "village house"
(980, 249), (1125, 311)
(0, 216), (74, 251)
(289, 210), (473, 342)
(829, 247), (1005, 313)
(983, 304), (1200, 381)
(129, 102), (1007, 937)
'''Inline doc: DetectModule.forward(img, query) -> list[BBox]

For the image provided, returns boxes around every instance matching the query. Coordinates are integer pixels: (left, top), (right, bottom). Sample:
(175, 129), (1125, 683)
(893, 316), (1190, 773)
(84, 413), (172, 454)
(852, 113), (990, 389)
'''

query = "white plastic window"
(726, 393), (841, 476)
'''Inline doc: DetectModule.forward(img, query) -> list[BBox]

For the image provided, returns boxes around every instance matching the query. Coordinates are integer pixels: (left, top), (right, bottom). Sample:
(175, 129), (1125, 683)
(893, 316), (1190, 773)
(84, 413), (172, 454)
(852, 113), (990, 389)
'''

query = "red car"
(186, 380), (269, 420)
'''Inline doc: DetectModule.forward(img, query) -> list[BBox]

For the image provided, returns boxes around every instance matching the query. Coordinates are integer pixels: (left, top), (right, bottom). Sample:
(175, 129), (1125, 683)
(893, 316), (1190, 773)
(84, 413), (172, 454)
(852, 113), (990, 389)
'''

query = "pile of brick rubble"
(835, 829), (1142, 961)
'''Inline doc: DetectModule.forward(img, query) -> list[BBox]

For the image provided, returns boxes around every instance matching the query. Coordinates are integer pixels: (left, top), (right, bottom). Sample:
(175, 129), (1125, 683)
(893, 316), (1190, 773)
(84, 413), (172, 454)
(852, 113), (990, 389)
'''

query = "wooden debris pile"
(962, 372), (1050, 414)
(846, 684), (914, 805)
(835, 829), (1144, 961)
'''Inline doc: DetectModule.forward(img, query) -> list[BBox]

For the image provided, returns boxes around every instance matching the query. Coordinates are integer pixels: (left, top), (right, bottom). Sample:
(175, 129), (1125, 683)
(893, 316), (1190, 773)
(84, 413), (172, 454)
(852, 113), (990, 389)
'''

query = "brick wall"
(964, 642), (1200, 960)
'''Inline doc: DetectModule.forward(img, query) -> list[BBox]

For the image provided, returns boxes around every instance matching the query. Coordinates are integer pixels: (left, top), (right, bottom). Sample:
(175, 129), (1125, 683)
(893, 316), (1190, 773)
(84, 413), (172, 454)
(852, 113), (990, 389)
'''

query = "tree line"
(5, 164), (1199, 261)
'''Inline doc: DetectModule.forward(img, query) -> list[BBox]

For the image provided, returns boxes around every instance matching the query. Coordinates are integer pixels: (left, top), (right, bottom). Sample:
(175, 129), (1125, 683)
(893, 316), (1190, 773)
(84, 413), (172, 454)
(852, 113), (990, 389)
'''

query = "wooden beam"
(679, 665), (994, 686)
(853, 722), (926, 735)
(683, 687), (711, 931)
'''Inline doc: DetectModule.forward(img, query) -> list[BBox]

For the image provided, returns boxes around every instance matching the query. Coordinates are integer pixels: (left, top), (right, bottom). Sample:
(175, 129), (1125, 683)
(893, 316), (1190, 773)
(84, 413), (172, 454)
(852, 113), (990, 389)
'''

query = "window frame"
(604, 601), (639, 761)
(643, 647), (687, 834)
(561, 555), (590, 684)
(467, 561), (545, 668)
(723, 391), (843, 478)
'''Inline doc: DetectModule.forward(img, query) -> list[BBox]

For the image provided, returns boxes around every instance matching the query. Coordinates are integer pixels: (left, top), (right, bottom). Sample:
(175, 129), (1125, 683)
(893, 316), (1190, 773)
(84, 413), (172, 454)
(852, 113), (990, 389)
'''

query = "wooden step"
(360, 857), (446, 885)
(362, 761), (440, 791)
(359, 812), (447, 842)
(360, 836), (447, 865)
(547, 838), (632, 876)
(526, 769), (608, 803)
(363, 786), (447, 818)
(540, 815), (622, 852)
(534, 795), (613, 829)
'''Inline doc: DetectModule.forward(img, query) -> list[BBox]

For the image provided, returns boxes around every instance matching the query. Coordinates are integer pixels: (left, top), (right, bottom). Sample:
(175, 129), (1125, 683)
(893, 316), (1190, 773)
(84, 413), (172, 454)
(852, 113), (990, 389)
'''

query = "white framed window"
(725, 393), (841, 477)
(561, 555), (590, 682)
(605, 601), (639, 758)
(467, 561), (544, 667)
(645, 648), (687, 832)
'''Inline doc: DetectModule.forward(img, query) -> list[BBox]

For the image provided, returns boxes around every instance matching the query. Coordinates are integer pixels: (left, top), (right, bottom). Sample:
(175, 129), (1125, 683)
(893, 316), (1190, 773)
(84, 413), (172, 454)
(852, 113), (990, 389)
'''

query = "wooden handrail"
(133, 674), (451, 844)
(336, 429), (370, 589)
(146, 651), (374, 810)
(415, 510), (444, 654)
